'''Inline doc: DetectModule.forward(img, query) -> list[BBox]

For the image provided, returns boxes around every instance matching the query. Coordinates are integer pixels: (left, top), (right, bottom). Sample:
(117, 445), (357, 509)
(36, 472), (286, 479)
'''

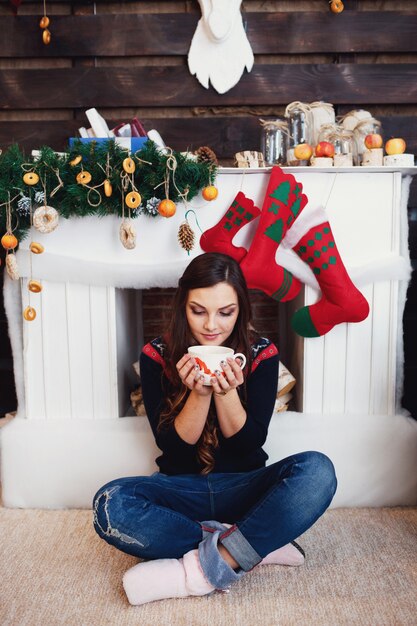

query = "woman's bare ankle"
(218, 544), (239, 570)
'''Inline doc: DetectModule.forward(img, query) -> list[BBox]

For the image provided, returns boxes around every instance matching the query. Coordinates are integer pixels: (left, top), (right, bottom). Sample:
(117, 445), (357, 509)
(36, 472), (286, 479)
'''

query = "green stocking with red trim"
(291, 221), (370, 337)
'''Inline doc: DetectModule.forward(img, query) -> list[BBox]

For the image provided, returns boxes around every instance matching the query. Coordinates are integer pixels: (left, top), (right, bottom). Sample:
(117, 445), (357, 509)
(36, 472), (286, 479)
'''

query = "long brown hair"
(159, 252), (256, 473)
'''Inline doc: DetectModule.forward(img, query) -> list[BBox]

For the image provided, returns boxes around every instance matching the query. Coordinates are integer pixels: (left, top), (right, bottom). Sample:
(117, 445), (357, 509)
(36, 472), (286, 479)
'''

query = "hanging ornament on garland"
(5, 253), (19, 281)
(156, 148), (191, 219)
(196, 146), (218, 202)
(40, 0), (51, 44)
(202, 185), (218, 201)
(34, 190), (45, 204)
(23, 191), (43, 322)
(76, 170), (92, 185)
(104, 179), (113, 198)
(119, 166), (139, 249)
(123, 157), (136, 174)
(28, 279), (42, 293)
(0, 140), (217, 243)
(17, 190), (46, 217)
(1, 194), (18, 251)
(69, 155), (82, 167)
(144, 196), (160, 217)
(23, 171), (39, 186)
(30, 242), (44, 254)
(178, 220), (195, 254)
(2, 193), (20, 280)
(119, 219), (136, 250)
(23, 306), (37, 321)
(195, 146), (219, 166)
(33, 205), (59, 233)
(1, 232), (18, 250)
(158, 199), (176, 218)
(17, 196), (31, 217)
(329, 0), (344, 13)
(125, 191), (141, 210)
(177, 209), (203, 255)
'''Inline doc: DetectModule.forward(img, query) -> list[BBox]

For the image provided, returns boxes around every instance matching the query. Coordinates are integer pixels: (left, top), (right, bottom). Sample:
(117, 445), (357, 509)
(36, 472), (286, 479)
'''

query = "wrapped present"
(69, 137), (148, 152)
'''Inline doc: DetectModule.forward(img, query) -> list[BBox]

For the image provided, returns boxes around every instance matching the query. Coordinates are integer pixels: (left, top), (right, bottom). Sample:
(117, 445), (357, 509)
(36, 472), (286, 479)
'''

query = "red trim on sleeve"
(251, 343), (279, 373)
(142, 342), (165, 367)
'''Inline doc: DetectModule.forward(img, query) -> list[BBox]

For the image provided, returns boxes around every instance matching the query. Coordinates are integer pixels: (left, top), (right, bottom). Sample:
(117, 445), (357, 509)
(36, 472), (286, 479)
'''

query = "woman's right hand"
(176, 354), (213, 396)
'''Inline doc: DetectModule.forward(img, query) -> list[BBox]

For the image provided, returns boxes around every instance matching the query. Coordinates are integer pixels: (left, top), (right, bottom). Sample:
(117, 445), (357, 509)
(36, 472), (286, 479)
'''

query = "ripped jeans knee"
(92, 484), (148, 557)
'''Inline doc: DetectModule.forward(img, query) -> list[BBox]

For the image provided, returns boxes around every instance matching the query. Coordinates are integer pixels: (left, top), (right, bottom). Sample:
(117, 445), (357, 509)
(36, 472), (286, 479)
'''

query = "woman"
(93, 252), (337, 606)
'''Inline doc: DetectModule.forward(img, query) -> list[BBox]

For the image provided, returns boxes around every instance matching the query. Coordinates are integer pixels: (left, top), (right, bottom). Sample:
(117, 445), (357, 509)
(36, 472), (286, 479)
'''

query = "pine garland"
(0, 140), (217, 243)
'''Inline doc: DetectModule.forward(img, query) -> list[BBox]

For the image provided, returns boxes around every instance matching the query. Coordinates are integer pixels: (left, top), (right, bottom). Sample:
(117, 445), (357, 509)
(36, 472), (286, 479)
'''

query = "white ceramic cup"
(187, 345), (247, 386)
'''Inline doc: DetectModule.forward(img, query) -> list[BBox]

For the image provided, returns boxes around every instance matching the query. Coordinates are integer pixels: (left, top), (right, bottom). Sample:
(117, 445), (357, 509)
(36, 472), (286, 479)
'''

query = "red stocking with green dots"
(199, 191), (260, 263)
(291, 222), (370, 337)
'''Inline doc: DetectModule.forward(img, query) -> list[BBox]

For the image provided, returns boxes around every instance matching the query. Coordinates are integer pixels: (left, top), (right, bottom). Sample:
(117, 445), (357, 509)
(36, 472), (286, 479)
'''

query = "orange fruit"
(1, 233), (18, 250)
(158, 199), (176, 218)
(202, 185), (219, 201)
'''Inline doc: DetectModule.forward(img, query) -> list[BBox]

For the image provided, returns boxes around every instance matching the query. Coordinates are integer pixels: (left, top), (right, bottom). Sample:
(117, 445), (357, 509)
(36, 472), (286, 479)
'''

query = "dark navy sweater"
(140, 337), (279, 475)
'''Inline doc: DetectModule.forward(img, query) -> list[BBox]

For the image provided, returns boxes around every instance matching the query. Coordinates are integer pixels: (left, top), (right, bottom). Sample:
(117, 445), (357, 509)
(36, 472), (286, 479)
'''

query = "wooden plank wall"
(1, 0), (417, 416)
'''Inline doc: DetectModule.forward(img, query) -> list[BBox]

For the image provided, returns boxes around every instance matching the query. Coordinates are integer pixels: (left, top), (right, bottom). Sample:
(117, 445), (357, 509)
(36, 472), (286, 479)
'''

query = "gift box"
(68, 137), (148, 152)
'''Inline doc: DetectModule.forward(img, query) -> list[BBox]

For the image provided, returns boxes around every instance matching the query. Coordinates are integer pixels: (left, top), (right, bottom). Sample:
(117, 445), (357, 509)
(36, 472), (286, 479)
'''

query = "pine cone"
(195, 146), (218, 166)
(178, 221), (195, 253)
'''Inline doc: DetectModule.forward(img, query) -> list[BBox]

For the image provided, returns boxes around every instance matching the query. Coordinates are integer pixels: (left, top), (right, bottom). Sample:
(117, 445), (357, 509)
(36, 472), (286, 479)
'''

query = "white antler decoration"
(188, 0), (254, 95)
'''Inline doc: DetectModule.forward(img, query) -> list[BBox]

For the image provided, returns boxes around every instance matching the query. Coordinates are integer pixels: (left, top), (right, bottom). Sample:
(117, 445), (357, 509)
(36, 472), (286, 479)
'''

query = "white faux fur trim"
(281, 203), (329, 248)
(3, 275), (26, 417)
(276, 249), (412, 293)
(15, 249), (190, 289)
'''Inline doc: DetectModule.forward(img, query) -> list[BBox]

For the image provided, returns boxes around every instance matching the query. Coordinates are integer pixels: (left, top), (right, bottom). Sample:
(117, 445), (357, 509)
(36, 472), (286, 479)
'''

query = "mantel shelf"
(219, 166), (417, 176)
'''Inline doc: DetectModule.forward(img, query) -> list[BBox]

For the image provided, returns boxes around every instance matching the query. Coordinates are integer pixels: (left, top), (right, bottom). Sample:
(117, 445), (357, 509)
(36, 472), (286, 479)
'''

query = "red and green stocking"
(199, 191), (260, 262)
(291, 221), (370, 337)
(239, 166), (308, 302)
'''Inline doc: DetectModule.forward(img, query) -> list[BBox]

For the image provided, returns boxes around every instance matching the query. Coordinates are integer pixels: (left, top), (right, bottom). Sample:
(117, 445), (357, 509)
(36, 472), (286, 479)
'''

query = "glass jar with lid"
(285, 102), (313, 165)
(260, 118), (288, 166)
(317, 124), (337, 144)
(330, 127), (354, 167)
(353, 118), (382, 165)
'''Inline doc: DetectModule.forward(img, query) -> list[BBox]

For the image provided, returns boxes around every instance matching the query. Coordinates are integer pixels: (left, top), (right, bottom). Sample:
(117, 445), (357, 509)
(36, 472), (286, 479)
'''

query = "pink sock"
(221, 524), (305, 567)
(122, 550), (214, 606)
(259, 541), (305, 567)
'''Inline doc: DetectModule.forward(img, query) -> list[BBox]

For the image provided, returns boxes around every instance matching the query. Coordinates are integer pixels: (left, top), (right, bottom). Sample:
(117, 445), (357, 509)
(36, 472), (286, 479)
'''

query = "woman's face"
(186, 282), (240, 346)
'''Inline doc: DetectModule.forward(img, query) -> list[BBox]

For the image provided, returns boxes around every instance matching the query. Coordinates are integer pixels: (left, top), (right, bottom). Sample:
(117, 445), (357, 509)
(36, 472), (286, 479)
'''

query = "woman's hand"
(211, 356), (244, 396)
(176, 354), (213, 396)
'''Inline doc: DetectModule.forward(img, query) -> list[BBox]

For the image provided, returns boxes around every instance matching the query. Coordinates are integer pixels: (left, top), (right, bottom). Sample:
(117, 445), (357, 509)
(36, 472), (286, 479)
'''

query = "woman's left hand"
(211, 357), (244, 396)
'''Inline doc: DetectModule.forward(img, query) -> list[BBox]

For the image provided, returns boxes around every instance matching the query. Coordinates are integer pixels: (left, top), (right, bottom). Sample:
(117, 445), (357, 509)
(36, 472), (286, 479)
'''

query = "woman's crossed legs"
(93, 451), (337, 602)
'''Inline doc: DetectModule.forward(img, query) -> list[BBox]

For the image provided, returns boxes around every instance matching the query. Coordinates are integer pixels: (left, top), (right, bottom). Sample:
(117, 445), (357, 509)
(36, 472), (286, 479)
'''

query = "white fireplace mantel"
(2, 166), (417, 509)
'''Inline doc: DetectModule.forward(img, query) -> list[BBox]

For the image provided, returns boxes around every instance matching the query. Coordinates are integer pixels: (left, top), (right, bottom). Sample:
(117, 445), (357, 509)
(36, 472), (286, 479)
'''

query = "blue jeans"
(93, 451), (337, 589)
